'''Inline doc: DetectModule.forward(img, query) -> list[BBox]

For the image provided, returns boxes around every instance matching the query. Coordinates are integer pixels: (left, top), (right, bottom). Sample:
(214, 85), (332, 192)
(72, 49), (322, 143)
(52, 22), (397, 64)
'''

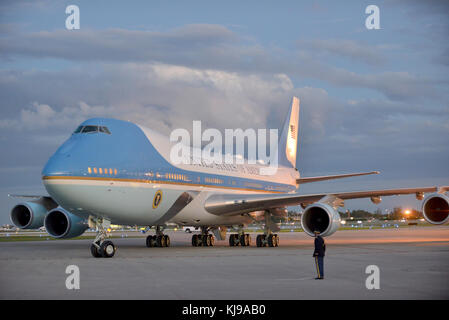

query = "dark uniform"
(313, 235), (325, 279)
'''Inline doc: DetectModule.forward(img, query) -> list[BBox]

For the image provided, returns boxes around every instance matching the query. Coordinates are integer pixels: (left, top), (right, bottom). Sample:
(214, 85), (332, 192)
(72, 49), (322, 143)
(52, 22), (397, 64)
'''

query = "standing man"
(313, 231), (326, 279)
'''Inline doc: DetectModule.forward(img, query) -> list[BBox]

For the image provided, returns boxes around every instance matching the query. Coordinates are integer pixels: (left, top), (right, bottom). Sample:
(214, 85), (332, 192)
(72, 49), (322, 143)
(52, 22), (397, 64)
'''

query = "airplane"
(9, 97), (449, 258)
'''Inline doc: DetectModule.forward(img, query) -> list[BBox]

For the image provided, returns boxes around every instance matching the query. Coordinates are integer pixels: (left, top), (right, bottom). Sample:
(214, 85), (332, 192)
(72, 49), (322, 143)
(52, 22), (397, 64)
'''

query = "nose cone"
(42, 153), (70, 177)
(42, 137), (79, 177)
(41, 136), (87, 208)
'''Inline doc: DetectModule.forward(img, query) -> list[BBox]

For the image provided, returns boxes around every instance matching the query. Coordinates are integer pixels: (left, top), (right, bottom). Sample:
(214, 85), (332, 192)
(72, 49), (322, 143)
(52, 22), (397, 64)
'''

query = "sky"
(0, 0), (448, 224)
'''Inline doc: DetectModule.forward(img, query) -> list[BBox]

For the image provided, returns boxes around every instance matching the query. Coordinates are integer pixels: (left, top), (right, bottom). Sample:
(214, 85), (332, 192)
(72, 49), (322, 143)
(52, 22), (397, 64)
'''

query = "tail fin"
(279, 96), (300, 168)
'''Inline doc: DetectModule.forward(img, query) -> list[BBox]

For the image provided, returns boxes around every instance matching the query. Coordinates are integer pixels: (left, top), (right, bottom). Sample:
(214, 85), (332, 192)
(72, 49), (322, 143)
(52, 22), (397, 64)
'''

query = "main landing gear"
(191, 227), (215, 247)
(229, 227), (251, 247)
(255, 212), (280, 247)
(90, 217), (116, 258)
(146, 225), (171, 248)
(256, 233), (279, 247)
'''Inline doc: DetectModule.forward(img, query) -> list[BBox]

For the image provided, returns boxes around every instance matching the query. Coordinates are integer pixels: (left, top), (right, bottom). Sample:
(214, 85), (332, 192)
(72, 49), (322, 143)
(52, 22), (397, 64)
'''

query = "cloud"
(0, 63), (300, 139)
(0, 101), (106, 129)
(387, 0), (449, 18)
(0, 25), (238, 63)
(291, 54), (440, 101)
(1, 24), (444, 102)
(2, 62), (447, 180)
(297, 39), (388, 66)
(0, 0), (53, 11)
(433, 47), (449, 66)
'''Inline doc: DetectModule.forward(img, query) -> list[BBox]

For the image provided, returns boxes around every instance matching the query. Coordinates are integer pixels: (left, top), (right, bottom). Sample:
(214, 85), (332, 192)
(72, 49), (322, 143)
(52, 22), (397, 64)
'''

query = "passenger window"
(81, 126), (98, 133)
(99, 126), (111, 134)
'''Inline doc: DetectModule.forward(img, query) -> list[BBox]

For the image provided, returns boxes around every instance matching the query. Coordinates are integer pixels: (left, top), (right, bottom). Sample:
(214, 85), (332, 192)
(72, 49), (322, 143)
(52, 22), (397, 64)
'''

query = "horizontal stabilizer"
(296, 171), (380, 184)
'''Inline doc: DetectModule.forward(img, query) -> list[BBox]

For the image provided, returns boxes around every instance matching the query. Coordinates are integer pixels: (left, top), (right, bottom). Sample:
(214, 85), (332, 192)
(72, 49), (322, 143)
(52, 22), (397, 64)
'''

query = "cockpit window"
(99, 126), (111, 134)
(73, 125), (111, 134)
(81, 125), (99, 133)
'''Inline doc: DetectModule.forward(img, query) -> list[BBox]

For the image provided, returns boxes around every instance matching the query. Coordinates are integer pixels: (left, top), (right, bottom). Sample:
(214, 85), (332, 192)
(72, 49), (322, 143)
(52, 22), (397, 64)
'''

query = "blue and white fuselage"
(42, 118), (298, 227)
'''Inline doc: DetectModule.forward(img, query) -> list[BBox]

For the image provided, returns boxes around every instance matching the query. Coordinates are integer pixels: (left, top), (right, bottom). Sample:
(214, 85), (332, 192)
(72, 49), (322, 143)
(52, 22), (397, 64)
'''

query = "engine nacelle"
(422, 193), (449, 225)
(44, 208), (88, 239)
(301, 202), (341, 237)
(11, 201), (50, 229)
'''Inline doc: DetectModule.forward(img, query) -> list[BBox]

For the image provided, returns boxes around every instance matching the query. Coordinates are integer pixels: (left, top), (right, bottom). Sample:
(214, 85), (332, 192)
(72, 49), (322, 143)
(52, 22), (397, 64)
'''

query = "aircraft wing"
(8, 194), (49, 199)
(8, 194), (58, 210)
(204, 186), (449, 216)
(296, 171), (380, 184)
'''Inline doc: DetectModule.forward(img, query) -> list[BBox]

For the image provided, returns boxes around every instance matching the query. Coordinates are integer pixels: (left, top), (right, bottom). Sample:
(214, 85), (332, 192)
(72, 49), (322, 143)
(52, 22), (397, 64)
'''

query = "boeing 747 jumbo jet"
(9, 97), (449, 257)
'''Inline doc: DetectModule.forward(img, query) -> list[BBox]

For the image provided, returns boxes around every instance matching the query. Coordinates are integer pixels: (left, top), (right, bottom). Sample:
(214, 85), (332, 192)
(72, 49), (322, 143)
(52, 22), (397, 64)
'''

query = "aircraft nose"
(42, 154), (70, 177)
(41, 138), (79, 177)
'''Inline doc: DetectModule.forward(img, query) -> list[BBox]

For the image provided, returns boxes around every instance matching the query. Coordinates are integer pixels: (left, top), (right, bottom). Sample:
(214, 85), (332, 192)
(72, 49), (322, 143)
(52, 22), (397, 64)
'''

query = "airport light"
(403, 209), (412, 220)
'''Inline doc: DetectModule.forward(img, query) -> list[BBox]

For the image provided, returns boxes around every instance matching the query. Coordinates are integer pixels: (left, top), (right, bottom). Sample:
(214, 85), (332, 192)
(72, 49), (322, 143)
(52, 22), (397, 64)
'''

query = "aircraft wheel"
(146, 235), (154, 248)
(256, 234), (262, 247)
(267, 234), (275, 247)
(164, 235), (170, 247)
(234, 234), (240, 246)
(245, 234), (251, 246)
(192, 234), (199, 247)
(229, 234), (235, 246)
(239, 234), (246, 246)
(274, 234), (280, 247)
(157, 235), (166, 247)
(100, 240), (116, 258)
(208, 234), (215, 246)
(197, 235), (203, 246)
(260, 234), (268, 247)
(203, 235), (211, 246)
(90, 243), (102, 258)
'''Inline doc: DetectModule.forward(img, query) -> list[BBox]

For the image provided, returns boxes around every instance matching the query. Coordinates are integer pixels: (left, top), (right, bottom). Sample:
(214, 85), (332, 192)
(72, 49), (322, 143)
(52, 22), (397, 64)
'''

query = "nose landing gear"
(90, 217), (117, 258)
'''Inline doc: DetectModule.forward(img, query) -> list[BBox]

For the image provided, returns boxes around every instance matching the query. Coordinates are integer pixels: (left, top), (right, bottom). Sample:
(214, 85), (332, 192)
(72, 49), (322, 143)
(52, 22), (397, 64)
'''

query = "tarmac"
(1, 226), (448, 299)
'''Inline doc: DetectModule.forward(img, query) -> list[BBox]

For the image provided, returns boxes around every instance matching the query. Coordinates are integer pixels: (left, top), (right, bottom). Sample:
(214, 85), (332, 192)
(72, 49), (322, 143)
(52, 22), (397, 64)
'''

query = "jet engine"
(10, 198), (57, 229)
(301, 202), (341, 237)
(421, 193), (449, 225)
(44, 207), (88, 239)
